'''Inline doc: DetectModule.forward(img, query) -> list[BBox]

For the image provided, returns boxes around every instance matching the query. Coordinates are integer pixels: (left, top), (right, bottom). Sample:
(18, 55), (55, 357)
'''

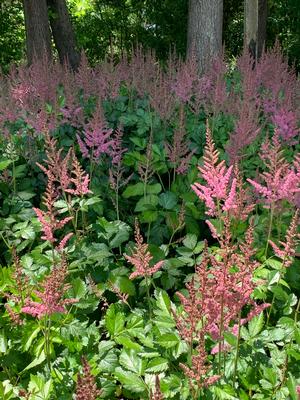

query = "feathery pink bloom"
(269, 210), (299, 268)
(22, 259), (77, 319)
(271, 107), (300, 143)
(247, 134), (300, 206)
(191, 123), (237, 216)
(77, 103), (115, 161)
(75, 357), (102, 400)
(125, 221), (164, 280)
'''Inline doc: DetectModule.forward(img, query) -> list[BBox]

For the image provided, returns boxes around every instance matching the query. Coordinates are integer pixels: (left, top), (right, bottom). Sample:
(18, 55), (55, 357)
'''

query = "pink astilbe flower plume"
(64, 149), (91, 196)
(247, 133), (300, 207)
(271, 107), (300, 143)
(124, 221), (164, 280)
(165, 106), (196, 175)
(33, 176), (72, 244)
(77, 103), (115, 162)
(191, 122), (237, 216)
(269, 210), (300, 268)
(34, 132), (91, 248)
(175, 222), (270, 384)
(22, 258), (77, 319)
(75, 357), (102, 400)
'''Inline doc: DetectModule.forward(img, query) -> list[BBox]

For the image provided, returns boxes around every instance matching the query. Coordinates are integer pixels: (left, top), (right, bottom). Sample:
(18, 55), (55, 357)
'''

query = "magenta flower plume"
(33, 174), (72, 244)
(64, 150), (91, 196)
(269, 210), (299, 268)
(165, 106), (195, 175)
(124, 221), (164, 280)
(191, 122), (237, 216)
(271, 107), (300, 143)
(22, 258), (77, 319)
(247, 134), (300, 207)
(176, 221), (269, 349)
(77, 103), (115, 162)
(75, 357), (102, 400)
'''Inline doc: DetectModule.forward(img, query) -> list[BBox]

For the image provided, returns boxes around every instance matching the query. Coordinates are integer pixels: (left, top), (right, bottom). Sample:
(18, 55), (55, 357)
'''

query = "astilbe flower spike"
(64, 149), (91, 196)
(269, 210), (300, 268)
(77, 103), (115, 162)
(124, 221), (164, 280)
(247, 133), (300, 207)
(175, 224), (270, 386)
(33, 176), (72, 244)
(165, 106), (196, 175)
(191, 122), (237, 216)
(21, 258), (77, 318)
(75, 357), (102, 400)
(150, 376), (164, 400)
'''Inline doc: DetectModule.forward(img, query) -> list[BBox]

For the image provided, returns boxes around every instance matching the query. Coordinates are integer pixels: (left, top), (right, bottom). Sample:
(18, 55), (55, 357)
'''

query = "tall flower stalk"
(124, 221), (164, 315)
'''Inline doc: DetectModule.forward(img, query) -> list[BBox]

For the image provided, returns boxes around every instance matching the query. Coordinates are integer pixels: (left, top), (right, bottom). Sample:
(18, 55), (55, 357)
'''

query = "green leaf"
(145, 357), (168, 373)
(109, 221), (131, 248)
(286, 372), (298, 400)
(122, 182), (144, 198)
(105, 305), (125, 337)
(183, 234), (197, 250)
(70, 278), (87, 299)
(0, 331), (8, 354)
(28, 375), (53, 400)
(135, 194), (159, 212)
(22, 350), (46, 372)
(0, 159), (12, 171)
(116, 335), (142, 351)
(248, 312), (265, 338)
(23, 326), (41, 352)
(147, 183), (162, 194)
(119, 349), (144, 374)
(156, 333), (180, 348)
(114, 367), (147, 393)
(213, 386), (239, 399)
(109, 275), (136, 296)
(17, 191), (35, 200)
(158, 192), (178, 209)
(99, 350), (118, 372)
(98, 340), (115, 358)
(139, 210), (159, 223)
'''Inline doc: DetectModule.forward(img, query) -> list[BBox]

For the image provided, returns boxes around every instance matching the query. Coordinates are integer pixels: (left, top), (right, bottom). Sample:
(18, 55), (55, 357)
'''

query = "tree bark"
(187, 0), (223, 74)
(244, 0), (267, 60)
(22, 0), (52, 64)
(47, 0), (80, 70)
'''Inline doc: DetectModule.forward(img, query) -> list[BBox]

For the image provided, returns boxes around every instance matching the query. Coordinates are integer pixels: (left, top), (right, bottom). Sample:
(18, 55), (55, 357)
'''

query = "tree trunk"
(187, 0), (223, 74)
(244, 0), (267, 60)
(47, 0), (80, 70)
(22, 0), (52, 64)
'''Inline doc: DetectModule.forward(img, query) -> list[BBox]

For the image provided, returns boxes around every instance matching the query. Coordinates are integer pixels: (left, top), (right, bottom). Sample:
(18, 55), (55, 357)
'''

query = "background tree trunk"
(187, 0), (223, 74)
(22, 0), (52, 64)
(47, 0), (80, 70)
(244, 0), (267, 60)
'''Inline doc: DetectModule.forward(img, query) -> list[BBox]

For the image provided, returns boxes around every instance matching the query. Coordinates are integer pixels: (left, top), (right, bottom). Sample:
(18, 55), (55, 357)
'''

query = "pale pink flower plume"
(191, 122), (237, 216)
(247, 134), (300, 207)
(125, 221), (164, 280)
(22, 259), (77, 319)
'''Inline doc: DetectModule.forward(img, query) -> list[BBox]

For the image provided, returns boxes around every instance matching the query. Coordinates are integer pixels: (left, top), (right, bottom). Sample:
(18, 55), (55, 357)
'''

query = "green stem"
(145, 277), (152, 318)
(294, 297), (300, 324)
(0, 232), (11, 250)
(44, 316), (52, 373)
(233, 313), (241, 388)
(265, 204), (275, 257)
(218, 296), (225, 375)
(12, 160), (16, 195)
